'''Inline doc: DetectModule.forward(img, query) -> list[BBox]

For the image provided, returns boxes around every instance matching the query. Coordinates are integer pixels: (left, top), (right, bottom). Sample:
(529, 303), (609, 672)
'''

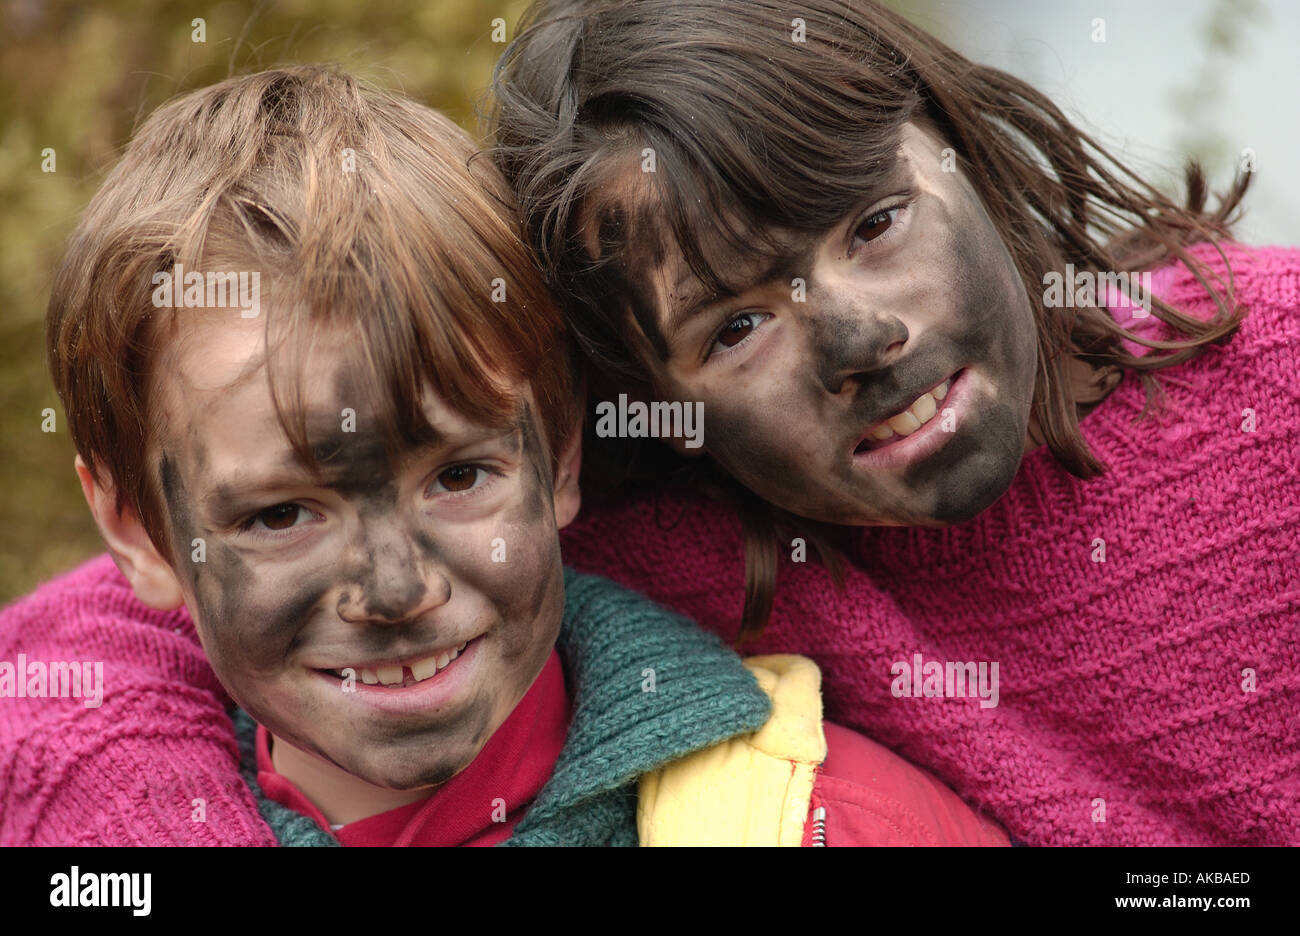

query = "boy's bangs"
(253, 213), (540, 475)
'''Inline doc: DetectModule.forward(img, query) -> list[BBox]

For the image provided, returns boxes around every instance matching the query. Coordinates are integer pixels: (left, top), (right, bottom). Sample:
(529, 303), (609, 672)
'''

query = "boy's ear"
(75, 455), (185, 611)
(551, 413), (584, 530)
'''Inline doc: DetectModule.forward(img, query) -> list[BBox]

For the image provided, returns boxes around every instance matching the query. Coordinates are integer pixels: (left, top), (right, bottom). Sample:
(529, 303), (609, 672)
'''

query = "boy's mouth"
(319, 637), (476, 689)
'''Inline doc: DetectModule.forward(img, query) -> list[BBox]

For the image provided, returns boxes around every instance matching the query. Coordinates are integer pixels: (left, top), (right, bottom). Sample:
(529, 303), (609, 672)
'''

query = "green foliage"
(0, 0), (527, 601)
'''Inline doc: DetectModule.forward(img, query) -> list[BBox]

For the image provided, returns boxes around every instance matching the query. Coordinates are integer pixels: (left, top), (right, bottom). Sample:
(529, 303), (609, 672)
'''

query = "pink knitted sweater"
(1, 242), (1295, 845)
(0, 557), (277, 845)
(557, 242), (1300, 845)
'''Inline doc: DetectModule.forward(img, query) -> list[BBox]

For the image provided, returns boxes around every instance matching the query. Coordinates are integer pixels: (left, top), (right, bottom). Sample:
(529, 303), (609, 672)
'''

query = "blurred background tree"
(0, 0), (530, 600)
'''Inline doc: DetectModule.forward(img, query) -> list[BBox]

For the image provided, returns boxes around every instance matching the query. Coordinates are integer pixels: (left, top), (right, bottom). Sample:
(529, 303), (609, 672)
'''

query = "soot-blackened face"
(607, 120), (1039, 526)
(153, 318), (564, 791)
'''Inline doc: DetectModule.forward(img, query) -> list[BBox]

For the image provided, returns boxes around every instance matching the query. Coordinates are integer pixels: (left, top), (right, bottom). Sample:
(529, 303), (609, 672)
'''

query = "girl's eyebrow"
(664, 242), (818, 341)
(662, 154), (917, 342)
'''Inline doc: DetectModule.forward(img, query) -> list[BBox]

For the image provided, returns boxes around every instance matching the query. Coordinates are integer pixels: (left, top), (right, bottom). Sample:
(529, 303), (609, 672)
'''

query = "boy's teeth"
(411, 654), (442, 682)
(343, 641), (471, 687)
(866, 379), (950, 441)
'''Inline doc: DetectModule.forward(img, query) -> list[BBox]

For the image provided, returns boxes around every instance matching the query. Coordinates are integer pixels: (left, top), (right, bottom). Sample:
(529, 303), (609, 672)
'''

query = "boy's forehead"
(154, 311), (528, 464)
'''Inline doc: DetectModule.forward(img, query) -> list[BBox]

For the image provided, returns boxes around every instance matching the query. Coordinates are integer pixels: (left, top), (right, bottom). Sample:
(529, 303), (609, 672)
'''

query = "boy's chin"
(342, 748), (475, 792)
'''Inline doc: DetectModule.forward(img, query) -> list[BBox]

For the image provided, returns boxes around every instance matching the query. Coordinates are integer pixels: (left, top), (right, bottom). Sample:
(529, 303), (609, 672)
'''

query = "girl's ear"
(552, 414), (584, 530)
(75, 455), (185, 611)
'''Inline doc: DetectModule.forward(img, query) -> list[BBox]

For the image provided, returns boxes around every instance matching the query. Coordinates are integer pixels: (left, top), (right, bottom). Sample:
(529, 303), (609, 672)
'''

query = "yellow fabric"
(637, 654), (827, 846)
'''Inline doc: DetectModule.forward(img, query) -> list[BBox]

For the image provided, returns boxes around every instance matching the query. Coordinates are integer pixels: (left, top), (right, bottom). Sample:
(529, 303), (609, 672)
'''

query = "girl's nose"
(809, 302), (909, 394)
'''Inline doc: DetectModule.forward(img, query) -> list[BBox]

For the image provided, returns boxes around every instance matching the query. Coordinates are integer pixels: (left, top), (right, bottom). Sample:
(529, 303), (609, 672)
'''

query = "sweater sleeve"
(0, 554), (277, 846)
(560, 485), (909, 645)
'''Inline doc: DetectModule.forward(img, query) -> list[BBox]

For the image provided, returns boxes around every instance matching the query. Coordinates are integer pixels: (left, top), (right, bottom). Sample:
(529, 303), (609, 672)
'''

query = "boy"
(2, 65), (1007, 846)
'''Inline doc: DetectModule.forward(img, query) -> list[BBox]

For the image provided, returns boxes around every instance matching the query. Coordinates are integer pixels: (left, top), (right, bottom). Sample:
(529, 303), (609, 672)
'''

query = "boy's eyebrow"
(198, 424), (522, 511)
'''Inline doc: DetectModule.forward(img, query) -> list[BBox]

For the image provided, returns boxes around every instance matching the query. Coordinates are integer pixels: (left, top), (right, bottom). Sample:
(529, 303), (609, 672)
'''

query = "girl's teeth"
(377, 665), (404, 685)
(911, 391), (937, 423)
(865, 379), (951, 443)
(361, 668), (378, 685)
(887, 409), (921, 436)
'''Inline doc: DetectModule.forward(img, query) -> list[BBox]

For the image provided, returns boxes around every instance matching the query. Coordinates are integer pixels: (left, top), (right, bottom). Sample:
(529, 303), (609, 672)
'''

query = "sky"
(916, 0), (1298, 245)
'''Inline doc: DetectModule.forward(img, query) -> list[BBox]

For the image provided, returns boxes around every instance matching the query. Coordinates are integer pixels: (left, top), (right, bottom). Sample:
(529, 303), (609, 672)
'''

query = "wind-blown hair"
(489, 0), (1252, 637)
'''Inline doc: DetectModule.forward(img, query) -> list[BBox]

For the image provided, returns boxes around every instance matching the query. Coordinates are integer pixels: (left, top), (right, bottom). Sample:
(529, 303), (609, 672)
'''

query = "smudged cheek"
(419, 504), (563, 668)
(185, 543), (335, 679)
(695, 373), (870, 513)
(938, 193), (1037, 390)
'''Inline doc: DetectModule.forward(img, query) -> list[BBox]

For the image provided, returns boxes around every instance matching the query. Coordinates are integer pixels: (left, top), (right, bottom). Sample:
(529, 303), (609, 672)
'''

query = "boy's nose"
(335, 529), (452, 625)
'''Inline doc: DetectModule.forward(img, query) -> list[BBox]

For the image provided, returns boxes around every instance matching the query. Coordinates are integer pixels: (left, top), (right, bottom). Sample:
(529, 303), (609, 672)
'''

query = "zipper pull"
(810, 806), (826, 847)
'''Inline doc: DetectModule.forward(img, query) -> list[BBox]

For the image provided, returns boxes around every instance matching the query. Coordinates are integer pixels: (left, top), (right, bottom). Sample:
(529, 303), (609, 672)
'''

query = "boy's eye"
(251, 503), (310, 531)
(431, 465), (484, 494)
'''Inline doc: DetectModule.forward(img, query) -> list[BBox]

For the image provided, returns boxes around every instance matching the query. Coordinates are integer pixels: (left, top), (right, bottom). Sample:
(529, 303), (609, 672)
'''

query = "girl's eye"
(850, 204), (904, 254)
(709, 312), (769, 356)
(247, 503), (312, 533)
(429, 465), (486, 495)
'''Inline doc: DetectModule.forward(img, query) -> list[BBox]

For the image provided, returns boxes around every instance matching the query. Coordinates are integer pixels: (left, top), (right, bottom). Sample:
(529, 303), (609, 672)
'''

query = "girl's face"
(609, 120), (1040, 526)
(150, 314), (570, 792)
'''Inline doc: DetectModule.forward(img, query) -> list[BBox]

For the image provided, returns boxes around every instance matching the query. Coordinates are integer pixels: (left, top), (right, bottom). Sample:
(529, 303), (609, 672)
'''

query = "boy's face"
(149, 313), (570, 791)
(604, 120), (1039, 527)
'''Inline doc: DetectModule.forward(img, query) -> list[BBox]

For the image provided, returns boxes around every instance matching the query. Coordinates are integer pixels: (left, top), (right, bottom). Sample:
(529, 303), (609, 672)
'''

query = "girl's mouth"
(854, 373), (955, 454)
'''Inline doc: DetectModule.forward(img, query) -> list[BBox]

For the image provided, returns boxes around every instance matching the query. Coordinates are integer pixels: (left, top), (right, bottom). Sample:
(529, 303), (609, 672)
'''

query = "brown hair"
(488, 0), (1253, 638)
(48, 64), (578, 562)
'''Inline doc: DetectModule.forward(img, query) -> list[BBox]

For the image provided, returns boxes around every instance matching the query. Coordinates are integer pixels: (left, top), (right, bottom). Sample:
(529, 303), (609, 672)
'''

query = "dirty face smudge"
(601, 120), (1039, 526)
(153, 318), (565, 793)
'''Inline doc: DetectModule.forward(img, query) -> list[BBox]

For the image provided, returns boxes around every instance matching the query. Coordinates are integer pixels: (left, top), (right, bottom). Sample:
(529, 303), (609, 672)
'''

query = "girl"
(488, 0), (1300, 844)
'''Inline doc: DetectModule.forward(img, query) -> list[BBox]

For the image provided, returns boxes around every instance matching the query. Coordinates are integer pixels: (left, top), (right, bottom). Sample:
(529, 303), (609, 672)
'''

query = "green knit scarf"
(232, 567), (773, 846)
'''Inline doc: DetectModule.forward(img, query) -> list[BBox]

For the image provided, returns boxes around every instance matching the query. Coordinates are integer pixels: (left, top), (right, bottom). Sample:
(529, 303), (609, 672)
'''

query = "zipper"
(810, 806), (826, 847)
